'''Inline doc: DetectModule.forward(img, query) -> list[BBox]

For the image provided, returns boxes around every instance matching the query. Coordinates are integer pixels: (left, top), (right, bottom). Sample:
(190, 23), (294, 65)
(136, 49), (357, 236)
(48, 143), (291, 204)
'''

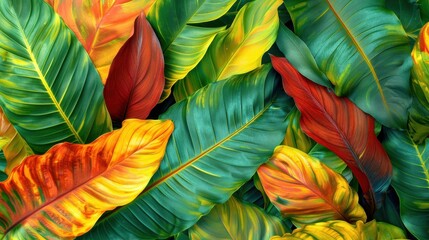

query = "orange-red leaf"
(104, 13), (164, 122)
(45, 0), (150, 83)
(0, 119), (173, 239)
(271, 56), (392, 213)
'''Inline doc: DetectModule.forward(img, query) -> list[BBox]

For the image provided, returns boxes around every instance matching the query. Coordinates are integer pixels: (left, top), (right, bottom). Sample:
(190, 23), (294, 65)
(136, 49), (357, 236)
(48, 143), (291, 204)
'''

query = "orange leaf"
(0, 119), (173, 239)
(45, 0), (152, 83)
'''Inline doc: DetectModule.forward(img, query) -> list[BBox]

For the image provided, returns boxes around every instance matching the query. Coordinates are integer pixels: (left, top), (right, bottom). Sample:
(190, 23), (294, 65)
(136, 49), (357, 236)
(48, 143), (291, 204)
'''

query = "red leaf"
(271, 56), (392, 213)
(104, 13), (164, 122)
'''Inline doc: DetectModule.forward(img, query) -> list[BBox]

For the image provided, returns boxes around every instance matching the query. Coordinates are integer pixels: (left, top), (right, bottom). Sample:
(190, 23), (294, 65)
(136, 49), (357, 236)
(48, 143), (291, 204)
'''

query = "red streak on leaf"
(271, 55), (392, 213)
(104, 13), (164, 122)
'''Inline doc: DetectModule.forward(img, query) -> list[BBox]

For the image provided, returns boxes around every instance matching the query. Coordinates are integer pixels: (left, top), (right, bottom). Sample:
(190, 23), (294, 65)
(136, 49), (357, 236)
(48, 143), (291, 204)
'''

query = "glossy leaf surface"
(0, 119), (173, 239)
(285, 0), (412, 129)
(386, 0), (423, 44)
(258, 145), (366, 226)
(283, 107), (315, 153)
(147, 0), (235, 101)
(173, 0), (282, 101)
(0, 108), (32, 174)
(104, 13), (164, 123)
(45, 0), (148, 82)
(188, 196), (287, 240)
(272, 56), (392, 211)
(383, 129), (429, 240)
(0, 0), (112, 154)
(82, 64), (294, 239)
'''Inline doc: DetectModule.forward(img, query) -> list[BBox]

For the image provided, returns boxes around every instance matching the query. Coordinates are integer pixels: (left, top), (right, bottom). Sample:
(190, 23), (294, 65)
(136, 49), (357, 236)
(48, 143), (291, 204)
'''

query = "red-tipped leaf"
(271, 55), (392, 213)
(104, 13), (164, 122)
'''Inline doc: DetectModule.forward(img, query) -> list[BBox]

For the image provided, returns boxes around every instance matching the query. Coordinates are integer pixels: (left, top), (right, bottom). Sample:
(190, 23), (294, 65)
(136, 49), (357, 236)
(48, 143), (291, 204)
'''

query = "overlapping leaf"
(0, 119), (173, 239)
(258, 145), (366, 226)
(285, 0), (412, 129)
(382, 129), (429, 240)
(386, 0), (423, 44)
(173, 0), (282, 101)
(271, 56), (392, 212)
(283, 107), (315, 153)
(81, 64), (294, 239)
(147, 0), (235, 101)
(0, 0), (112, 154)
(188, 196), (287, 240)
(45, 0), (149, 83)
(104, 13), (164, 123)
(0, 108), (32, 174)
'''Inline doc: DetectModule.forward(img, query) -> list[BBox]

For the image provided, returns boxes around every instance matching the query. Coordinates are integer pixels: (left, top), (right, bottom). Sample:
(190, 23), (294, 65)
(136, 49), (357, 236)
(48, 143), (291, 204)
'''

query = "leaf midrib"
(13, 8), (83, 144)
(324, 0), (389, 112)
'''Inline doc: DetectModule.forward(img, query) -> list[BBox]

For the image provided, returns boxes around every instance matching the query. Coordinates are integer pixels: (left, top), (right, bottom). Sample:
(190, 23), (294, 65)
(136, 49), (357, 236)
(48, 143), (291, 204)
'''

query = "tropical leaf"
(0, 0), (112, 154)
(308, 144), (351, 182)
(386, 0), (423, 43)
(233, 177), (266, 208)
(420, 0), (429, 22)
(104, 13), (164, 123)
(188, 196), (288, 240)
(147, 0), (235, 102)
(409, 22), (429, 143)
(271, 56), (392, 212)
(173, 0), (282, 101)
(0, 119), (173, 239)
(283, 107), (315, 153)
(258, 145), (366, 226)
(81, 64), (294, 239)
(0, 108), (32, 175)
(271, 220), (406, 240)
(382, 129), (429, 240)
(45, 0), (149, 83)
(284, 0), (412, 129)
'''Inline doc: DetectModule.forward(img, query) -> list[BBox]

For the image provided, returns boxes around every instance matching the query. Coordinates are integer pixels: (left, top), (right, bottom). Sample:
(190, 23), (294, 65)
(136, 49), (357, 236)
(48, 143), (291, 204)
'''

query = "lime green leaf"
(173, 0), (282, 101)
(382, 129), (429, 239)
(283, 107), (315, 153)
(285, 0), (412, 129)
(0, 0), (112, 154)
(147, 0), (235, 101)
(359, 220), (407, 239)
(81, 64), (294, 239)
(188, 196), (288, 240)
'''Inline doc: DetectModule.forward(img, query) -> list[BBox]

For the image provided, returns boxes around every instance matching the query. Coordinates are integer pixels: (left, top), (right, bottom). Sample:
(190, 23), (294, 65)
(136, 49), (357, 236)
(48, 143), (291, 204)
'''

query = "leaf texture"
(173, 0), (282, 101)
(104, 13), (164, 123)
(82, 64), (294, 239)
(271, 56), (392, 212)
(258, 145), (366, 226)
(188, 196), (287, 240)
(147, 0), (235, 101)
(285, 0), (412, 129)
(45, 0), (149, 82)
(0, 119), (173, 239)
(283, 107), (315, 153)
(0, 0), (112, 154)
(382, 129), (429, 240)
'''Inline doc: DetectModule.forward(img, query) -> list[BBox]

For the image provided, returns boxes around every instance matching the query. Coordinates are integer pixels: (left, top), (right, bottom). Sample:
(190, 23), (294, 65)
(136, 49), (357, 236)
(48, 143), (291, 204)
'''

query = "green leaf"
(147, 0), (236, 101)
(188, 196), (288, 240)
(386, 0), (423, 44)
(276, 24), (331, 88)
(282, 107), (315, 153)
(0, 0), (112, 154)
(81, 64), (294, 239)
(173, 0), (282, 101)
(233, 177), (266, 208)
(285, 0), (412, 129)
(0, 151), (6, 176)
(382, 129), (429, 239)
(420, 0), (429, 22)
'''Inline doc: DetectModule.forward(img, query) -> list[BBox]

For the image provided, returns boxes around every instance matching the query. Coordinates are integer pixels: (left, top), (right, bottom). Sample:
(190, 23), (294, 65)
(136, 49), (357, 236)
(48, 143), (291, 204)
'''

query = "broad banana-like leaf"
(272, 56), (392, 212)
(45, 0), (149, 83)
(276, 24), (331, 88)
(0, 108), (32, 175)
(188, 196), (288, 240)
(0, 119), (173, 239)
(0, 0), (112, 154)
(258, 145), (366, 226)
(382, 129), (429, 240)
(285, 0), (412, 129)
(147, 0), (235, 102)
(173, 0), (282, 101)
(82, 64), (294, 239)
(409, 22), (429, 143)
(271, 220), (405, 240)
(104, 13), (164, 123)
(283, 107), (315, 153)
(386, 0), (423, 44)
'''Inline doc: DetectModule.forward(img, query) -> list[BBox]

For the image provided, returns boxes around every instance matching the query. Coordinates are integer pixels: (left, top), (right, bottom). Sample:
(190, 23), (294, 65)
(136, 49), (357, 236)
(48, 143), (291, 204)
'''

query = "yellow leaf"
(0, 119), (173, 239)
